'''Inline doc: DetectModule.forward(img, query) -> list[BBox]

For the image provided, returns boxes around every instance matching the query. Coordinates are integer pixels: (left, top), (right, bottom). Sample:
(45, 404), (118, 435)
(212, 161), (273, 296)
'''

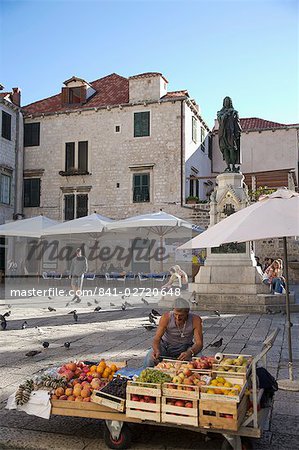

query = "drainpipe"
(180, 100), (185, 206)
(14, 109), (24, 217)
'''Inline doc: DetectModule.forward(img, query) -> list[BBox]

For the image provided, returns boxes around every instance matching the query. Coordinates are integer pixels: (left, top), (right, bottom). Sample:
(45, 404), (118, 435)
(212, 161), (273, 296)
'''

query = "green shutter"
(65, 142), (75, 171)
(134, 112), (150, 137)
(78, 141), (88, 172)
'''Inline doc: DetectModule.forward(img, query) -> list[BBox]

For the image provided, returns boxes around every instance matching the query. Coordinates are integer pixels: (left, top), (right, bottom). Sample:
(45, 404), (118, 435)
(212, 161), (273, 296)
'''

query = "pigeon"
(121, 303), (126, 311)
(209, 338), (223, 348)
(35, 327), (44, 334)
(0, 316), (7, 330)
(142, 324), (157, 331)
(151, 309), (161, 317)
(25, 350), (42, 357)
(191, 300), (199, 305)
(48, 306), (56, 312)
(42, 341), (49, 348)
(214, 310), (221, 317)
(48, 296), (52, 300)
(149, 313), (157, 325)
(21, 321), (28, 329)
(141, 297), (149, 305)
(68, 309), (77, 314)
(64, 342), (71, 349)
(94, 299), (99, 304)
(73, 311), (78, 322)
(121, 295), (125, 300)
(94, 306), (102, 312)
(110, 302), (115, 307)
(3, 311), (11, 317)
(87, 302), (92, 307)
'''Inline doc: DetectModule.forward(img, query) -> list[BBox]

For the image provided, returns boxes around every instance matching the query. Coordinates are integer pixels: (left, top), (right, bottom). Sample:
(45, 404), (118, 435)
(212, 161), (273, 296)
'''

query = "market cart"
(50, 328), (279, 450)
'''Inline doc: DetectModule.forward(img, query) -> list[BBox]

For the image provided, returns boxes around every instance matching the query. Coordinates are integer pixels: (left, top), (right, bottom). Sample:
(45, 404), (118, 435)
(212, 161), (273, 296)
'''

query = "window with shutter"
(2, 111), (11, 141)
(133, 173), (150, 202)
(78, 141), (88, 172)
(134, 112), (150, 137)
(76, 194), (88, 218)
(65, 142), (75, 172)
(192, 116), (197, 143)
(24, 178), (40, 207)
(0, 174), (11, 204)
(24, 123), (40, 147)
(64, 194), (75, 220)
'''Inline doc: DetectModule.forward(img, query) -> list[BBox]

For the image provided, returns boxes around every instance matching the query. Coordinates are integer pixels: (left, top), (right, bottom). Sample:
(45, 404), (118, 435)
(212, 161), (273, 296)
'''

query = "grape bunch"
(101, 377), (127, 399)
(137, 369), (172, 384)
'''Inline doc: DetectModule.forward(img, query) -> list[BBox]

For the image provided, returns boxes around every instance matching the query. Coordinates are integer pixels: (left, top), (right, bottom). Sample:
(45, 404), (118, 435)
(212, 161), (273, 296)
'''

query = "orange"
(110, 364), (118, 372)
(96, 366), (104, 375)
(90, 365), (97, 373)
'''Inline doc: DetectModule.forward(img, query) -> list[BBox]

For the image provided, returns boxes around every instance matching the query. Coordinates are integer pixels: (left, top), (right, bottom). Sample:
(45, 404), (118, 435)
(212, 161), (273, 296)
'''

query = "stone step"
(190, 303), (299, 314)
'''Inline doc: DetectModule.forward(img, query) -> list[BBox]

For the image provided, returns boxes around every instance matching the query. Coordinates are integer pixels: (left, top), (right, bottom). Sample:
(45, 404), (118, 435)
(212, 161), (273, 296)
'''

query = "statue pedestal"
(189, 172), (275, 313)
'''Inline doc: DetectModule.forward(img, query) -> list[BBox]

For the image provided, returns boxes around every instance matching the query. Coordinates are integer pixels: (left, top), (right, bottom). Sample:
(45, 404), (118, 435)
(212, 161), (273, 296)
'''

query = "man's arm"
(152, 313), (169, 360)
(177, 316), (203, 361)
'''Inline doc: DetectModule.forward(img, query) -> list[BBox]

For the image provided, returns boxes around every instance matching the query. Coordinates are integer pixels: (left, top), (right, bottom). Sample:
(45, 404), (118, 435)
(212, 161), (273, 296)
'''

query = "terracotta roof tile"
(162, 90), (189, 99)
(23, 73), (129, 116)
(0, 92), (11, 99)
(240, 117), (293, 131)
(129, 72), (168, 83)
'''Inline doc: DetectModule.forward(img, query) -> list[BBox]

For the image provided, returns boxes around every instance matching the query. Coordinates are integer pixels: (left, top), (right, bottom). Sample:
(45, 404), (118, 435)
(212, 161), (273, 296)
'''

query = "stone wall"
(255, 237), (299, 284)
(23, 99), (208, 224)
(0, 102), (17, 224)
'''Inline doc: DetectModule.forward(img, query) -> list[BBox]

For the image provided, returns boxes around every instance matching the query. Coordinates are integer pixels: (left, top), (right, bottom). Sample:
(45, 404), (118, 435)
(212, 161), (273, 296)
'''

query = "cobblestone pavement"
(0, 293), (298, 450)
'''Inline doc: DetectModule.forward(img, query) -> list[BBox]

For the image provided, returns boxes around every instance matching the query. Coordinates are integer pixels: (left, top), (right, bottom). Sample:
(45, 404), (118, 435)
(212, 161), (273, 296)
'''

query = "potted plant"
(185, 196), (199, 205)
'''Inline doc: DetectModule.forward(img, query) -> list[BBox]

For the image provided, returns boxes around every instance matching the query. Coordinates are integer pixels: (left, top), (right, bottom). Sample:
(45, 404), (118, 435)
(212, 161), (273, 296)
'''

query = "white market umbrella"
(178, 188), (299, 389)
(0, 215), (59, 238)
(43, 213), (113, 236)
(106, 211), (204, 271)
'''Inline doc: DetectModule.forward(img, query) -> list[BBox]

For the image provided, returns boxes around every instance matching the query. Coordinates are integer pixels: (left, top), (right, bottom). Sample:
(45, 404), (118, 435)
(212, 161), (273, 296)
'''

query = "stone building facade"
(22, 72), (211, 223)
(0, 86), (23, 278)
(211, 117), (299, 190)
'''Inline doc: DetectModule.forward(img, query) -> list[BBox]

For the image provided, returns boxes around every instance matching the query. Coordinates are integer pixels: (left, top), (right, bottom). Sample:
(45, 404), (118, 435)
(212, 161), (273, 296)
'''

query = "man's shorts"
(71, 275), (84, 291)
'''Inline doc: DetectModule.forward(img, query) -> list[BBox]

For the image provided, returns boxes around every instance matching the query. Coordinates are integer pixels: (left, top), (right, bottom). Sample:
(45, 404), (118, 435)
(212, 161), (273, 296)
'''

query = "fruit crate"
(155, 359), (191, 375)
(199, 393), (248, 431)
(126, 381), (161, 423)
(211, 354), (252, 381)
(91, 389), (126, 412)
(162, 382), (201, 400)
(200, 376), (247, 402)
(161, 397), (198, 426)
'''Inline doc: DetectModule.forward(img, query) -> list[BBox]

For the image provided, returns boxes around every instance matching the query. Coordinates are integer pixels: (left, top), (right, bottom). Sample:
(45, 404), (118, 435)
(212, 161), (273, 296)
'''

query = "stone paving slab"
(0, 303), (299, 450)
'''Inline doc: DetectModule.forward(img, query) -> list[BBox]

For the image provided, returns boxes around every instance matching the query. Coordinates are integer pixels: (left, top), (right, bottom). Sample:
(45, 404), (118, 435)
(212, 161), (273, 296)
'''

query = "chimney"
(12, 87), (21, 106)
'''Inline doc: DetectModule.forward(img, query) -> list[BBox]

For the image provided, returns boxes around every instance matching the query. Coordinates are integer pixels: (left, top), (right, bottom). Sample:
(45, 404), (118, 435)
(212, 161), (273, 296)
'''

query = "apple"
(131, 395), (139, 402)
(174, 400), (185, 407)
(185, 402), (193, 408)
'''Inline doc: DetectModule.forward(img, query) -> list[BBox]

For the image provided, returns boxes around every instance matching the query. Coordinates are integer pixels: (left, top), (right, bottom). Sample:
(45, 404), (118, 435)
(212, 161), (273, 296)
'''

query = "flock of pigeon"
(0, 295), (227, 357)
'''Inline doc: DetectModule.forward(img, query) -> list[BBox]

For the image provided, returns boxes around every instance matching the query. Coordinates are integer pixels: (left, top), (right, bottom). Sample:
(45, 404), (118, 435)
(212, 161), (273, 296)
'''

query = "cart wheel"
(104, 423), (132, 449)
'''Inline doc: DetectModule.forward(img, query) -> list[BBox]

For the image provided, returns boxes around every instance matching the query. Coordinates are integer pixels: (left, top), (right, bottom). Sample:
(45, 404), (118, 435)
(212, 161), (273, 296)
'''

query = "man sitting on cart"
(144, 297), (203, 367)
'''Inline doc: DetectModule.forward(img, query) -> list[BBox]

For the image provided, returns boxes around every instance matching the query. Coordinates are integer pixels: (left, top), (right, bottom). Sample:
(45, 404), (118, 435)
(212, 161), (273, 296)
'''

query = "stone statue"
(217, 97), (242, 172)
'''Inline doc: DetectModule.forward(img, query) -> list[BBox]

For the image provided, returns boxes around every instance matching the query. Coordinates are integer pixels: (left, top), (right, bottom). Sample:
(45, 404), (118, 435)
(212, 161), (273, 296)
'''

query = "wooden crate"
(162, 383), (200, 400)
(91, 390), (125, 412)
(199, 394), (248, 431)
(212, 354), (252, 381)
(126, 381), (161, 423)
(200, 377), (247, 402)
(161, 397), (198, 427)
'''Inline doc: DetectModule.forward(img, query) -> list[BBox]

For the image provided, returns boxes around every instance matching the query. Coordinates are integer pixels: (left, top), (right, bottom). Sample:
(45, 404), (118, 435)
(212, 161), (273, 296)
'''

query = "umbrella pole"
(283, 236), (293, 381)
(278, 237), (299, 391)
(160, 235), (163, 273)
